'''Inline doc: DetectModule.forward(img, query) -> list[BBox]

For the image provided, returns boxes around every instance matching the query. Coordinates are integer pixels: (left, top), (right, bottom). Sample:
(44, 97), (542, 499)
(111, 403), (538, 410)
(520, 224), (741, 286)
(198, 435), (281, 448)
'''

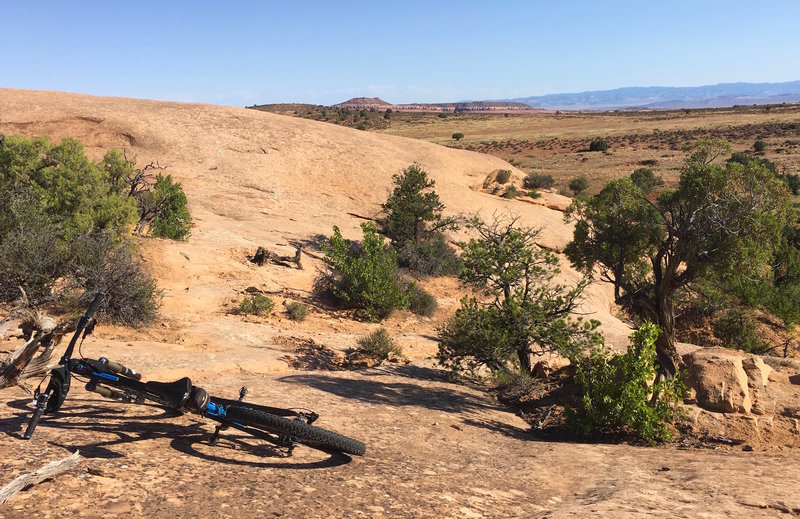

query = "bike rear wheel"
(225, 405), (366, 456)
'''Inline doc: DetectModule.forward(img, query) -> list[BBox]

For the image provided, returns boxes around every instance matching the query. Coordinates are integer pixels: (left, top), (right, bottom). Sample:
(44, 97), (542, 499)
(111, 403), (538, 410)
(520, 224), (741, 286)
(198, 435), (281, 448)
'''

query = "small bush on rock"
(407, 283), (437, 317)
(523, 173), (554, 190)
(356, 328), (402, 360)
(397, 236), (461, 277)
(318, 223), (409, 320)
(72, 234), (161, 327)
(502, 185), (519, 199)
(239, 293), (274, 316)
(286, 301), (309, 322)
(568, 175), (589, 195)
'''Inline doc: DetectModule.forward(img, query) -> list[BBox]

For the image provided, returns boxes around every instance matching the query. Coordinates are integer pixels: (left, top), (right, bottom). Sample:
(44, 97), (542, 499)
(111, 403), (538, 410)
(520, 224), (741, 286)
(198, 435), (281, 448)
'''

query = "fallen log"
(251, 245), (303, 269)
(0, 451), (81, 504)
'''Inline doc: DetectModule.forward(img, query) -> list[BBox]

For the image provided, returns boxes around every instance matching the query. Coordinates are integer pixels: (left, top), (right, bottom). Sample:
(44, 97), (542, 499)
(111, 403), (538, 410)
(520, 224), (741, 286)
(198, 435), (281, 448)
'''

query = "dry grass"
(375, 104), (800, 193)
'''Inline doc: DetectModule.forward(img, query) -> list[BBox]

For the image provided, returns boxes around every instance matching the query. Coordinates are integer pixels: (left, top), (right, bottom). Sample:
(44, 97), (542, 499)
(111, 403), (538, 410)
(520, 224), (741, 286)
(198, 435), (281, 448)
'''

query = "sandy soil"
(1, 89), (799, 517)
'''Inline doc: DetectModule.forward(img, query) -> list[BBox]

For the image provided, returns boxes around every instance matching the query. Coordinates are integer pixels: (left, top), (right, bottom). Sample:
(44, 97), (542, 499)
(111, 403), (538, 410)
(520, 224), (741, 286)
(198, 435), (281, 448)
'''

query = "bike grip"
(85, 291), (105, 319)
(23, 407), (44, 440)
(105, 359), (142, 381)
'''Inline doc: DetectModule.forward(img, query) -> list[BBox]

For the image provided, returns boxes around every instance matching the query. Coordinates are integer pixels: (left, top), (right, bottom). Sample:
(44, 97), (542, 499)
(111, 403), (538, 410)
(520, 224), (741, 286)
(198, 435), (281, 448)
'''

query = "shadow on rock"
(1, 400), (354, 468)
(278, 370), (501, 414)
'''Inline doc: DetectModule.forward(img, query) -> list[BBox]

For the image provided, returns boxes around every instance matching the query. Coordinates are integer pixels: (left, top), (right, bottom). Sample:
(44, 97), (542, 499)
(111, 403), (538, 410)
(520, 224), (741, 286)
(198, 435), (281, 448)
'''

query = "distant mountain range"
(509, 81), (800, 110)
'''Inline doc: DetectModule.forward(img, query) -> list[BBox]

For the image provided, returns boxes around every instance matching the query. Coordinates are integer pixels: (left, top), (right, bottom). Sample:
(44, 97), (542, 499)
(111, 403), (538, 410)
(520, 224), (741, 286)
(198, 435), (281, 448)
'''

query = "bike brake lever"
(82, 318), (97, 339)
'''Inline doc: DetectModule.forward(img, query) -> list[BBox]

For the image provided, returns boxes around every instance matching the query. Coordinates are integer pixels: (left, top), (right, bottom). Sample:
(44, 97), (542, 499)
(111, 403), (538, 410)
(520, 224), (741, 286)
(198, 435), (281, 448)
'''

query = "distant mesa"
(334, 97), (537, 113)
(334, 97), (392, 110)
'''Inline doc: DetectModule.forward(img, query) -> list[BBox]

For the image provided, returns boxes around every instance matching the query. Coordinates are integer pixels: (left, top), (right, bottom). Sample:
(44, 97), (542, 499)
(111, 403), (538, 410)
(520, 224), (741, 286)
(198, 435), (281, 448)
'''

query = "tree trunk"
(654, 292), (683, 378)
(517, 347), (532, 375)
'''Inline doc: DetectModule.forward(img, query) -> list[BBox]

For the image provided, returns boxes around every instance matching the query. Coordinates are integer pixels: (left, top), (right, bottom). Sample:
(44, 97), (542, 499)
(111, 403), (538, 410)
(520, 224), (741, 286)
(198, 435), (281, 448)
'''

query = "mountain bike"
(22, 292), (366, 456)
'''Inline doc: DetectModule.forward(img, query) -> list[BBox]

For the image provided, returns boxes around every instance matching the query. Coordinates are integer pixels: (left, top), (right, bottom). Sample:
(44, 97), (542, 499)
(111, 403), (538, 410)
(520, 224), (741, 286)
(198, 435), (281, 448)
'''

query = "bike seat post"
(238, 386), (248, 402)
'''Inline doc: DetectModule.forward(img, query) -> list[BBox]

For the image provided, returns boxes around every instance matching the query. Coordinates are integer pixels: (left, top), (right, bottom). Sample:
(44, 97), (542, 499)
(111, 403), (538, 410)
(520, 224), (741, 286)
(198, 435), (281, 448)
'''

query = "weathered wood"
(250, 245), (303, 269)
(0, 333), (49, 389)
(0, 319), (69, 390)
(0, 451), (81, 504)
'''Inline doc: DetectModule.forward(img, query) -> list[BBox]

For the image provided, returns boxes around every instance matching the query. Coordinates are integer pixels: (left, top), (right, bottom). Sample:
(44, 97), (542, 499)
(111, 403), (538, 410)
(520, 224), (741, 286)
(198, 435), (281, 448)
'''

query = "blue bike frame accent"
(205, 401), (226, 417)
(93, 371), (119, 382)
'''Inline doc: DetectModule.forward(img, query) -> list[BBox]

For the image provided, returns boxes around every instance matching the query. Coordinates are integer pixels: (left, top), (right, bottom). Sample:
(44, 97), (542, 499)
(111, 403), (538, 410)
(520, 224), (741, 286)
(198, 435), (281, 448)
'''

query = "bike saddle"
(144, 377), (193, 409)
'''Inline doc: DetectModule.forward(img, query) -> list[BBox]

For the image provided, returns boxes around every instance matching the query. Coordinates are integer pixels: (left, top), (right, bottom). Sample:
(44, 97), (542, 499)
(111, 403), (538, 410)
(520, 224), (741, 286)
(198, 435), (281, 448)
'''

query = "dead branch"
(0, 451), (81, 504)
(0, 319), (71, 391)
(250, 245), (303, 269)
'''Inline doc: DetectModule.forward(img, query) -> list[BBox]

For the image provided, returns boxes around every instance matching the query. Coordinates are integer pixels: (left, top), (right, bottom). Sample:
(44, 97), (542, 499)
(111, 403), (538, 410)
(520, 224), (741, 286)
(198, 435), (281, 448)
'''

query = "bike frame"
(24, 291), (318, 451)
(72, 360), (314, 449)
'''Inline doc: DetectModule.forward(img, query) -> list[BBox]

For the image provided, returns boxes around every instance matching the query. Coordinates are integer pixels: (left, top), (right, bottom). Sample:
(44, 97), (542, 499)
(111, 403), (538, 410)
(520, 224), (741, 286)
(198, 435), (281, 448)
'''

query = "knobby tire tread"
(225, 405), (366, 456)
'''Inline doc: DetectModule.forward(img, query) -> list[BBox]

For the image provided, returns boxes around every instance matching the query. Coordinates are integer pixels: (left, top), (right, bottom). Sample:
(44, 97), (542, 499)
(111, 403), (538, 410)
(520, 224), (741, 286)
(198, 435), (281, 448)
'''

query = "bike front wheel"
(225, 405), (366, 456)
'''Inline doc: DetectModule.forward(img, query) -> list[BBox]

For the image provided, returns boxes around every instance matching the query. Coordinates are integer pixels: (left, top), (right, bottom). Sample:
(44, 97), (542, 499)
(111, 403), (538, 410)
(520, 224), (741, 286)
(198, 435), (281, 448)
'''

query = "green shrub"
(318, 223), (409, 320)
(495, 170), (511, 184)
(589, 138), (609, 152)
(356, 328), (402, 360)
(285, 301), (309, 322)
(566, 322), (685, 444)
(782, 173), (800, 195)
(501, 185), (519, 199)
(438, 216), (602, 375)
(753, 140), (768, 153)
(527, 190), (542, 199)
(382, 164), (458, 248)
(145, 174), (191, 240)
(407, 283), (437, 317)
(0, 196), (67, 300)
(239, 293), (274, 316)
(452, 132), (464, 141)
(0, 135), (137, 240)
(712, 308), (770, 354)
(72, 235), (161, 327)
(0, 135), (186, 324)
(523, 173), (554, 190)
(397, 236), (462, 277)
(494, 369), (539, 404)
(568, 175), (590, 195)
(630, 168), (664, 194)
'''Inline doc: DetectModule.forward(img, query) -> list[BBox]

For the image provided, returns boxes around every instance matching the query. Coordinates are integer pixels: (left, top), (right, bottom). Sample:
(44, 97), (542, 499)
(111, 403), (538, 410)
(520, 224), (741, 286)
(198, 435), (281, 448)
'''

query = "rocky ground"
(2, 363), (800, 518)
(1, 89), (800, 517)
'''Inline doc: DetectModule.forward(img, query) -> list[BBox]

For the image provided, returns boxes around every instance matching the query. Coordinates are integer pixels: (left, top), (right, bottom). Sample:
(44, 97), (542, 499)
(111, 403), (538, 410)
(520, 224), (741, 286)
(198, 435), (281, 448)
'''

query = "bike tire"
(225, 405), (366, 456)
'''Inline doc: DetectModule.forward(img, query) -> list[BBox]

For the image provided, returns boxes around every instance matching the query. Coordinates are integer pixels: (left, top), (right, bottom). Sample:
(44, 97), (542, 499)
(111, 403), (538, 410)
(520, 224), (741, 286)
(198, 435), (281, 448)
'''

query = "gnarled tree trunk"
(653, 290), (682, 378)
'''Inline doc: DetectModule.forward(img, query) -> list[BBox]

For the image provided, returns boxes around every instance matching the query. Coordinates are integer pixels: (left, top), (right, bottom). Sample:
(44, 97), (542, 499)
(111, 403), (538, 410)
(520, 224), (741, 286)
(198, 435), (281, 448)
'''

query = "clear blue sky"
(2, 1), (799, 106)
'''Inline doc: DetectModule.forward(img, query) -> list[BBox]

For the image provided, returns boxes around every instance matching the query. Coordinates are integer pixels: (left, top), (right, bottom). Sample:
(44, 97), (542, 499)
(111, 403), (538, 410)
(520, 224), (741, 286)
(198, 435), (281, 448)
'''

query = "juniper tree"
(565, 138), (794, 377)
